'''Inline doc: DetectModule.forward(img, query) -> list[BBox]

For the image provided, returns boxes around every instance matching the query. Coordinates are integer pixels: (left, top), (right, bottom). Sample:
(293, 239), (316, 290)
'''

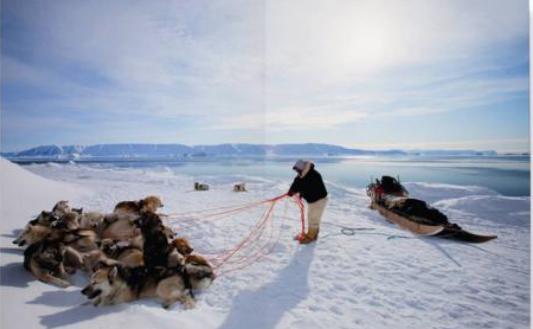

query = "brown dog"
(171, 238), (194, 256)
(113, 196), (164, 216)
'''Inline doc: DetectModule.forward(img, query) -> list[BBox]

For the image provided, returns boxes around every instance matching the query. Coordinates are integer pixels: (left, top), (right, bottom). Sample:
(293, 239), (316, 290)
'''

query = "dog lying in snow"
(82, 254), (215, 309)
(23, 239), (83, 287)
(113, 195), (164, 217)
(14, 223), (99, 253)
(233, 183), (247, 192)
(194, 182), (209, 191)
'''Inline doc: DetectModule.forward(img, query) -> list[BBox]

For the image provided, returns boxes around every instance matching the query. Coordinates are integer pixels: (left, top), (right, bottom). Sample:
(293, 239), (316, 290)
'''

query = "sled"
(367, 176), (497, 244)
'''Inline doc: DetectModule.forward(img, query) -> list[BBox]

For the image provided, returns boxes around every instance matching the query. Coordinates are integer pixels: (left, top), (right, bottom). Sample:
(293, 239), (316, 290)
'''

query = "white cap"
(292, 159), (306, 171)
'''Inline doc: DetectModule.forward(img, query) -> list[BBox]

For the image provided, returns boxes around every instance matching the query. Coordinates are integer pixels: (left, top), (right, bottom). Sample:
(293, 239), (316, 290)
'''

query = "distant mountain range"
(1, 143), (501, 160)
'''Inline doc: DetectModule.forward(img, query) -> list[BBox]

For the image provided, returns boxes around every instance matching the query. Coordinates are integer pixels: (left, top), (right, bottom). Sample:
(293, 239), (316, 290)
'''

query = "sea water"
(31, 155), (529, 197)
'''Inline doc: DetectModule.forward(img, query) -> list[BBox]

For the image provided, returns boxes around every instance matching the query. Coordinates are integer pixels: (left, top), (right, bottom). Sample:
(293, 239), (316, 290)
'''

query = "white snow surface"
(0, 159), (530, 329)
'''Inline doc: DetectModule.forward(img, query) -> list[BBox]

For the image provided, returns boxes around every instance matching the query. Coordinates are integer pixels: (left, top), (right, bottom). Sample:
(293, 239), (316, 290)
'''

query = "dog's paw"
(57, 281), (71, 288)
(182, 298), (196, 310)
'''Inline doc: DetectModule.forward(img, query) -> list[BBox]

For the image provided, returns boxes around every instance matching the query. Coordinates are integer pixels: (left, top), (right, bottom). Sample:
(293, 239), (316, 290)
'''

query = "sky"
(1, 0), (529, 153)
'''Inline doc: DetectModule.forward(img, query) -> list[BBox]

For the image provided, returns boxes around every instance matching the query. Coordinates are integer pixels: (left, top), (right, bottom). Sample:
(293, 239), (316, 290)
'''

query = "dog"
(183, 254), (216, 291)
(100, 239), (145, 268)
(14, 221), (98, 251)
(79, 212), (105, 230)
(13, 224), (55, 247)
(62, 229), (100, 253)
(28, 211), (59, 227)
(98, 214), (141, 241)
(52, 212), (80, 231)
(194, 182), (209, 191)
(81, 263), (194, 309)
(134, 212), (171, 273)
(233, 183), (247, 192)
(23, 239), (82, 287)
(113, 196), (164, 216)
(171, 238), (194, 256)
(81, 255), (215, 309)
(52, 200), (71, 218)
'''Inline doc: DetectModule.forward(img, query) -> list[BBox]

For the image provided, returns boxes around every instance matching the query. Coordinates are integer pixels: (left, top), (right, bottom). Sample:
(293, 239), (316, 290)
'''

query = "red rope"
(211, 200), (277, 269)
(167, 193), (306, 276)
(218, 200), (290, 276)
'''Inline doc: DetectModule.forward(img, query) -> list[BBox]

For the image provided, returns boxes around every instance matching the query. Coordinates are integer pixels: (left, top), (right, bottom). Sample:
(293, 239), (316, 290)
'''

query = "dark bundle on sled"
(367, 176), (497, 243)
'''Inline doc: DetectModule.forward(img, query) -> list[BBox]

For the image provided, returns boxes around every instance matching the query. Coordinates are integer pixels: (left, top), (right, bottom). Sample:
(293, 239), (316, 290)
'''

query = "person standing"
(288, 160), (328, 244)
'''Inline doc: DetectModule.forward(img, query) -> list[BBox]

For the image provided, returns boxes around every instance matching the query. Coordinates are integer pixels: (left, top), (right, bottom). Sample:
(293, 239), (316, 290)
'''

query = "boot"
(299, 227), (319, 244)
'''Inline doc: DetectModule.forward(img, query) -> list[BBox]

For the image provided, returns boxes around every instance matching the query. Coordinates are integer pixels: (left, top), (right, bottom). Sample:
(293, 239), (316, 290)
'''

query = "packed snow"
(0, 158), (529, 329)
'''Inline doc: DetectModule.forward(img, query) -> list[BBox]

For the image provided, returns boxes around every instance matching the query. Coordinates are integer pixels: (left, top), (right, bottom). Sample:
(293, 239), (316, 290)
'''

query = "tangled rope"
(165, 193), (302, 276)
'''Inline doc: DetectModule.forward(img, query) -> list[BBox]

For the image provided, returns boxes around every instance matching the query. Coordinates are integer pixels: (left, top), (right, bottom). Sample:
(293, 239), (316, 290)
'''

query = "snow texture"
(0, 158), (529, 329)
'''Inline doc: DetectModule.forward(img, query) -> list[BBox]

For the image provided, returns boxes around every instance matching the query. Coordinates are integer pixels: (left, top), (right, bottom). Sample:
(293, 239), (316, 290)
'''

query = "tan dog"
(28, 211), (59, 227)
(113, 196), (164, 216)
(98, 214), (141, 241)
(83, 247), (144, 273)
(100, 239), (145, 268)
(23, 240), (81, 287)
(13, 224), (53, 247)
(52, 200), (71, 218)
(81, 254), (215, 309)
(171, 238), (194, 256)
(53, 212), (80, 231)
(81, 264), (195, 309)
(183, 254), (216, 291)
(79, 212), (105, 230)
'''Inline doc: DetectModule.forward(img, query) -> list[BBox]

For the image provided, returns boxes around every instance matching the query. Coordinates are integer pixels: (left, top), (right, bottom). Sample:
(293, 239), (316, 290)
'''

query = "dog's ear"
(108, 266), (118, 284)
(93, 260), (108, 272)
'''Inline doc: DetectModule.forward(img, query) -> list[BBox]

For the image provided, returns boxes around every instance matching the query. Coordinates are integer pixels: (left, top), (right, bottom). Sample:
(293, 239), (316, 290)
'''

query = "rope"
(320, 221), (376, 236)
(166, 193), (303, 277)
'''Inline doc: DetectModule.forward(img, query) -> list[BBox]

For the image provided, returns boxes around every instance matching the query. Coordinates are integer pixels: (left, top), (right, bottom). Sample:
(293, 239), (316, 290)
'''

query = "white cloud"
(1, 0), (529, 151)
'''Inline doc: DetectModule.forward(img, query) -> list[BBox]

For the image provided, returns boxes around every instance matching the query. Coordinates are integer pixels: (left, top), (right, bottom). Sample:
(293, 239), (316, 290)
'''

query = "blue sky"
(1, 0), (529, 152)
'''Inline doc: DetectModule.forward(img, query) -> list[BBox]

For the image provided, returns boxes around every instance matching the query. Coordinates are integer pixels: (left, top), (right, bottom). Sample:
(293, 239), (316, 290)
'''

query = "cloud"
(1, 0), (529, 151)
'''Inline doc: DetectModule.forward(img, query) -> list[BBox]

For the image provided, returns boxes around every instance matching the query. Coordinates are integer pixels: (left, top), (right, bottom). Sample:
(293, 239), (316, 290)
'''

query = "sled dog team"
(13, 196), (215, 309)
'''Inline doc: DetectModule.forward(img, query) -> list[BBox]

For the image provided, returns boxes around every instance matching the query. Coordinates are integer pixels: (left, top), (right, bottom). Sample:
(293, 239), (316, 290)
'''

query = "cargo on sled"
(366, 176), (497, 243)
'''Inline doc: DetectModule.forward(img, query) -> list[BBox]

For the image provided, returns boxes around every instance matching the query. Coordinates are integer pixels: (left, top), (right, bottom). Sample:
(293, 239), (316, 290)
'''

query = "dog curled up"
(23, 239), (85, 287)
(113, 196), (164, 217)
(82, 253), (215, 309)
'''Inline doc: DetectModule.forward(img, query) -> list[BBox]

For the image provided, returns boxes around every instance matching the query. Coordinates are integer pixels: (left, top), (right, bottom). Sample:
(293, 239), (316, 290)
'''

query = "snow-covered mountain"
(3, 143), (497, 160)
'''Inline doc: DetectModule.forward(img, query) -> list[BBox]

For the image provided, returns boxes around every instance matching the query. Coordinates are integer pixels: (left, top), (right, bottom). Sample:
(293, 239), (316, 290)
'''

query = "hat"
(292, 159), (306, 171)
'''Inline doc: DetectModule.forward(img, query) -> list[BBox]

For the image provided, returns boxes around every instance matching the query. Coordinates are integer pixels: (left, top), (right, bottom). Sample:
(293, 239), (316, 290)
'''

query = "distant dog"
(113, 196), (164, 216)
(194, 183), (209, 191)
(233, 183), (247, 192)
